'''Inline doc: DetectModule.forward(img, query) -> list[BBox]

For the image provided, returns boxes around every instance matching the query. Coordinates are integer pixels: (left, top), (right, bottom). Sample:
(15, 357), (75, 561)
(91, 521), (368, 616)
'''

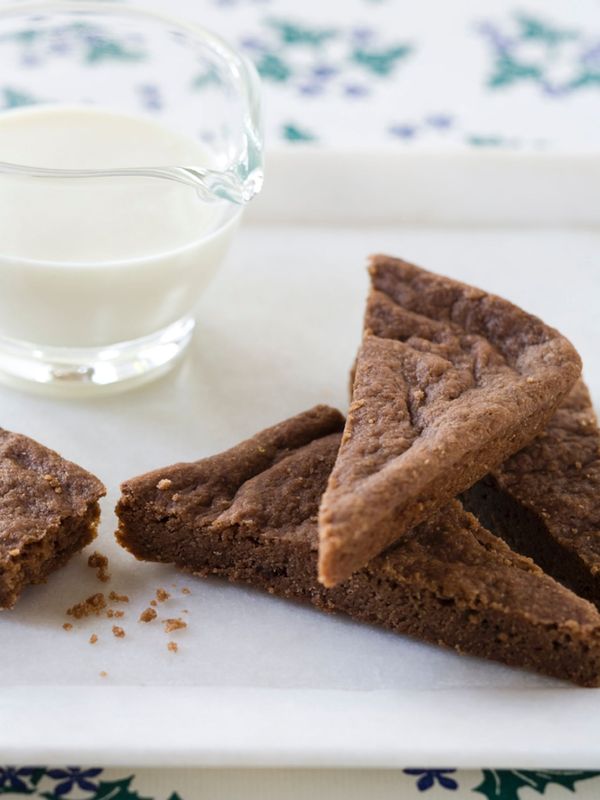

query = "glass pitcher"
(0, 1), (263, 394)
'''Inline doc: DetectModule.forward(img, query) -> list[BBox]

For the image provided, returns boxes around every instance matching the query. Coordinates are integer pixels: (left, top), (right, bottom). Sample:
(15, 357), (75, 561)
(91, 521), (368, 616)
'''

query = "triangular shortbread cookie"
(464, 379), (600, 608)
(0, 429), (105, 609)
(318, 256), (582, 586)
(117, 407), (600, 686)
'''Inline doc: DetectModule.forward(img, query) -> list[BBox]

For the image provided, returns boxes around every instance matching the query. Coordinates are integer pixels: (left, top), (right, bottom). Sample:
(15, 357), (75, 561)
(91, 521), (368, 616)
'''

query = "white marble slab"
(0, 223), (599, 766)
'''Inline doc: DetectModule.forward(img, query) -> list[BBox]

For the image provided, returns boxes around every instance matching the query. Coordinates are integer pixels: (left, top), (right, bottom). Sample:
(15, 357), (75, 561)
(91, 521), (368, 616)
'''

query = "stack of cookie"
(116, 257), (600, 685)
(3, 256), (598, 686)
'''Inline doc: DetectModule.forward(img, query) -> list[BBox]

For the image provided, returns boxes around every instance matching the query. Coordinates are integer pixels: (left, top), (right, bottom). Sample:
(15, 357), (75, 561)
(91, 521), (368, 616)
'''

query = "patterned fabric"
(1, 767), (600, 799)
(0, 0), (597, 150)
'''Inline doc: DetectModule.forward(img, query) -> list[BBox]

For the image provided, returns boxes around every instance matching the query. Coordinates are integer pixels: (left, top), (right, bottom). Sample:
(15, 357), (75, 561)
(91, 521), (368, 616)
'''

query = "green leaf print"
(192, 65), (222, 89)
(473, 769), (600, 800)
(256, 52), (291, 82)
(2, 87), (38, 108)
(487, 53), (543, 88)
(568, 71), (600, 90)
(282, 123), (317, 143)
(84, 39), (145, 64)
(467, 134), (509, 147)
(268, 20), (336, 47)
(14, 29), (40, 44)
(352, 44), (412, 76)
(87, 777), (152, 800)
(517, 15), (578, 46)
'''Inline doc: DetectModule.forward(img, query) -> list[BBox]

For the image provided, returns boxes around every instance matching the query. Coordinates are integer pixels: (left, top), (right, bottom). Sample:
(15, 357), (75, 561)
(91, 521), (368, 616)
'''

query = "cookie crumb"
(67, 592), (106, 619)
(62, 622), (73, 631)
(164, 618), (187, 633)
(156, 588), (171, 602)
(109, 591), (129, 603)
(157, 478), (172, 490)
(89, 634), (98, 645)
(112, 625), (125, 638)
(150, 600), (157, 607)
(167, 641), (178, 653)
(43, 473), (63, 494)
(99, 671), (108, 678)
(139, 607), (157, 623)
(181, 587), (191, 595)
(88, 551), (111, 583)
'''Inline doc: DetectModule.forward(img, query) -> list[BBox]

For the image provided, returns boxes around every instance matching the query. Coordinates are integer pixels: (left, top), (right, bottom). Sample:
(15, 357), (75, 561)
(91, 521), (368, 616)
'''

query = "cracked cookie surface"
(318, 255), (582, 586)
(0, 430), (106, 609)
(116, 407), (600, 687)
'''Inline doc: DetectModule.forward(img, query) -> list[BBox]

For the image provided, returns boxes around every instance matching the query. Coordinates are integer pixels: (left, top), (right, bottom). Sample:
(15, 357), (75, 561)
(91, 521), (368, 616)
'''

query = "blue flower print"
(426, 114), (453, 130)
(389, 123), (417, 139)
(404, 769), (459, 791)
(0, 767), (37, 793)
(46, 768), (102, 796)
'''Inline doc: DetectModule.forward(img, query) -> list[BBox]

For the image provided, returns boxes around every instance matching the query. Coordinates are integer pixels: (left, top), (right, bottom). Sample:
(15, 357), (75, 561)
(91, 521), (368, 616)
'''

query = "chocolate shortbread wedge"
(0, 429), (106, 609)
(464, 380), (600, 609)
(318, 256), (582, 586)
(117, 408), (600, 687)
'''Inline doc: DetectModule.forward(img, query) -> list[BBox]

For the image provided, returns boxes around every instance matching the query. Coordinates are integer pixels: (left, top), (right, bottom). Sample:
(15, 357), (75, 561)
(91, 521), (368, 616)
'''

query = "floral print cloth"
(1, 767), (600, 800)
(0, 0), (597, 150)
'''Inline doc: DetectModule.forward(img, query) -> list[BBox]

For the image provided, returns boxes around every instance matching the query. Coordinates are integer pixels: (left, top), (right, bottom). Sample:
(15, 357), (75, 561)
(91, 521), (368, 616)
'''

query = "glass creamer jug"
(0, 1), (263, 394)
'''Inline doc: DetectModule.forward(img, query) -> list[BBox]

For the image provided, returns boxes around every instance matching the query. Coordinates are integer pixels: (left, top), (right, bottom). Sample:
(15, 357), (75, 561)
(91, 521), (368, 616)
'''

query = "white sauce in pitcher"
(0, 105), (238, 346)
